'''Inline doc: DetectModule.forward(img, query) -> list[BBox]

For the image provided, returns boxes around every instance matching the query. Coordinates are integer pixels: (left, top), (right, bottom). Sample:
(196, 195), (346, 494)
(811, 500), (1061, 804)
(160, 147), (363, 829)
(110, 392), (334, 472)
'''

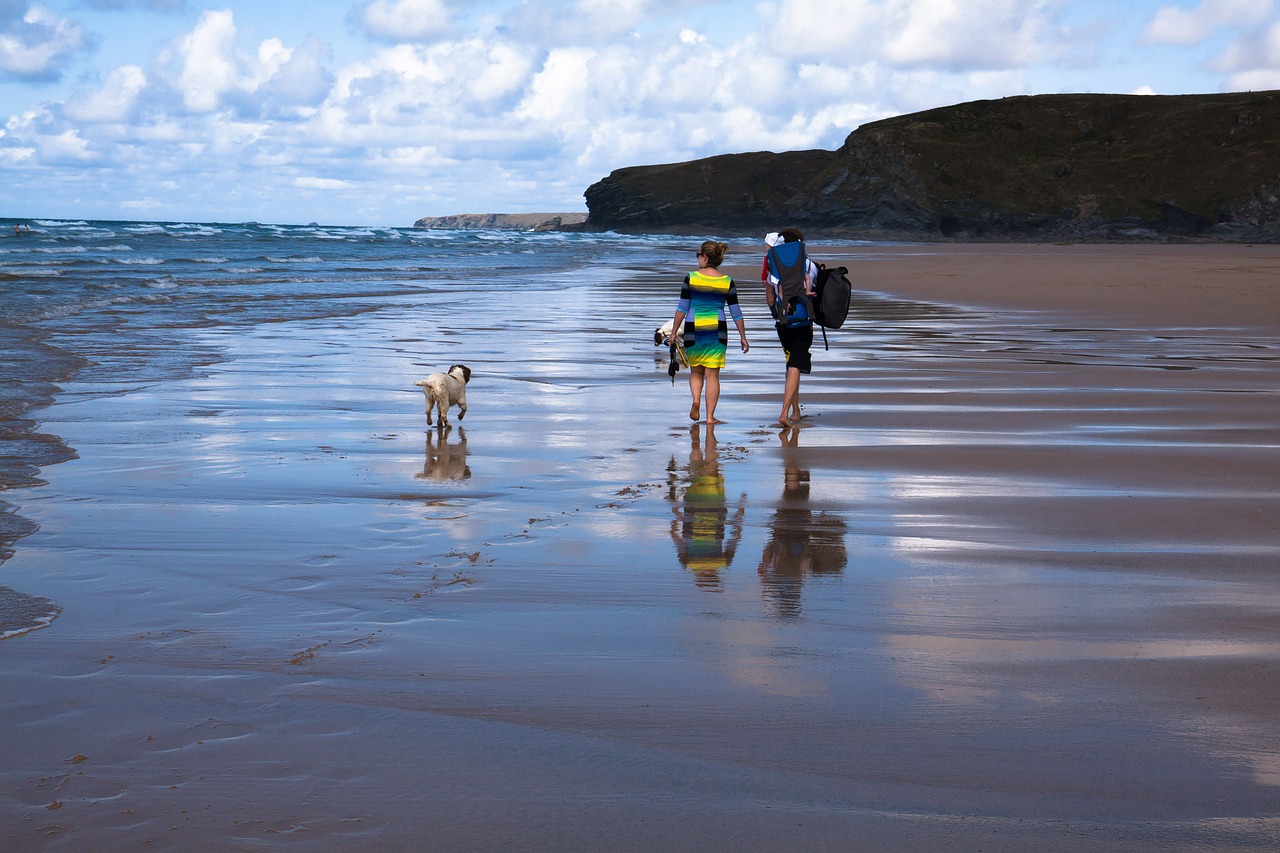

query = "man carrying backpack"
(762, 228), (818, 427)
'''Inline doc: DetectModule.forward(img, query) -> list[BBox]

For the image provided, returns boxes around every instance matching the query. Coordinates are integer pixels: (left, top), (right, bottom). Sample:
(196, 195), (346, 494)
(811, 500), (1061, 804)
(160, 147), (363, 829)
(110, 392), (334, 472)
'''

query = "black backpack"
(811, 263), (852, 349)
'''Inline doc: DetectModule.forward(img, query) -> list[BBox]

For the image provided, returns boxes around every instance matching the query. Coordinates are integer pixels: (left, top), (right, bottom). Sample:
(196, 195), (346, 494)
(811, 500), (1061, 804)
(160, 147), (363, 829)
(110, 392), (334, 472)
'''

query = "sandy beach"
(1, 242), (1278, 851)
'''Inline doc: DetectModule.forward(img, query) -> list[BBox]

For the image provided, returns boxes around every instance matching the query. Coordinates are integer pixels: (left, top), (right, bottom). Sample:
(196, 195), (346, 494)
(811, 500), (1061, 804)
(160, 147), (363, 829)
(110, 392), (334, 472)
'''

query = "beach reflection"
(668, 423), (746, 590)
(757, 427), (848, 619)
(416, 426), (470, 481)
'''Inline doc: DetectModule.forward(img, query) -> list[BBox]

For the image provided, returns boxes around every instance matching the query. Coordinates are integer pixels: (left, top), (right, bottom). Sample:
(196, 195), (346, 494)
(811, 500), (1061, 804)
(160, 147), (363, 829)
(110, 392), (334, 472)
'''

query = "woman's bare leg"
(705, 368), (722, 424)
(689, 366), (704, 421)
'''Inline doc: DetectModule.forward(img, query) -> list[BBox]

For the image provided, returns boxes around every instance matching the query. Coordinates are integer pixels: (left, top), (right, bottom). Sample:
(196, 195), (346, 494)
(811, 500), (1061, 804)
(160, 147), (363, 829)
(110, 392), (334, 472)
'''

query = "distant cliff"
(584, 92), (1280, 241)
(414, 212), (587, 231)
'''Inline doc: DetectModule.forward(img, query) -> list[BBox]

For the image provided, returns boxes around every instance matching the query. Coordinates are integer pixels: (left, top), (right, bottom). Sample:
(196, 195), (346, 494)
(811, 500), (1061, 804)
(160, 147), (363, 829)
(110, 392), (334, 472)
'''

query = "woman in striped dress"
(670, 241), (750, 424)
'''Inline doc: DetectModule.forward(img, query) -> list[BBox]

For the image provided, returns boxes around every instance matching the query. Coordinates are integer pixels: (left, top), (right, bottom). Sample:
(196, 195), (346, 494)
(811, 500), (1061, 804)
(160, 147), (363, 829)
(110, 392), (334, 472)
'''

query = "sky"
(2, 0), (1278, 227)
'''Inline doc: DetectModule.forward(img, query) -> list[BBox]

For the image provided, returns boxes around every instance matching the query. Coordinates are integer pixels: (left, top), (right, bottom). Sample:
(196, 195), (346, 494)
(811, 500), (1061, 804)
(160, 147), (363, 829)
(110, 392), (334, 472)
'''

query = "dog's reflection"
(757, 426), (848, 619)
(669, 422), (746, 590)
(416, 426), (471, 481)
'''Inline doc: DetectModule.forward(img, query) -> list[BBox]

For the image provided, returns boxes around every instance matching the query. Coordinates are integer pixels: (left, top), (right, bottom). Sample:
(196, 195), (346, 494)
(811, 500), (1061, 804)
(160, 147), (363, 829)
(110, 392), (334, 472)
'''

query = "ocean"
(0, 219), (703, 637)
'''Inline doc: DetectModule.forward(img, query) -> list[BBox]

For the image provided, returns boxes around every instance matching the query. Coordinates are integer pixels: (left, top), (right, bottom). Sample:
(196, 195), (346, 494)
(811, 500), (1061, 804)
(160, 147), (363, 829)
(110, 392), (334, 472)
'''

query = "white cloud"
(1212, 20), (1280, 73)
(502, 0), (690, 44)
(0, 145), (35, 163)
(84, 1), (184, 10)
(771, 0), (881, 55)
(354, 0), (452, 43)
(294, 176), (353, 189)
(163, 10), (334, 118)
(315, 38), (539, 152)
(0, 3), (87, 80)
(371, 145), (445, 168)
(1140, 0), (1272, 46)
(1226, 68), (1280, 89)
(570, 0), (678, 35)
(254, 36), (334, 113)
(467, 41), (532, 103)
(64, 64), (148, 123)
(177, 9), (243, 112)
(963, 69), (1028, 98)
(513, 47), (595, 125)
(121, 197), (166, 210)
(883, 0), (1054, 69)
(255, 37), (291, 81)
(40, 128), (93, 161)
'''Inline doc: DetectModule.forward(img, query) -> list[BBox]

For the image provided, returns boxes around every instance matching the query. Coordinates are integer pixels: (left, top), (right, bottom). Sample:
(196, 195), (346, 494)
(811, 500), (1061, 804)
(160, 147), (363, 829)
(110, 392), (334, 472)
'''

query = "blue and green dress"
(677, 271), (743, 369)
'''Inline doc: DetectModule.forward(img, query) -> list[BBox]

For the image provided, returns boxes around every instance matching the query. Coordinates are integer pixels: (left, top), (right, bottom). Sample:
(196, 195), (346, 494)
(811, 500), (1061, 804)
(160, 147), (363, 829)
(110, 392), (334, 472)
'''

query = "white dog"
(414, 364), (471, 428)
(654, 319), (675, 346)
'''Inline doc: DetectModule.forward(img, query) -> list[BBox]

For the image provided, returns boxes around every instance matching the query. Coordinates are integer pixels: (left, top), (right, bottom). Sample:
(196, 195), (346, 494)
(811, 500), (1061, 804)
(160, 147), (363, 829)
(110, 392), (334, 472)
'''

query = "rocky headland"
(413, 212), (587, 232)
(583, 91), (1280, 241)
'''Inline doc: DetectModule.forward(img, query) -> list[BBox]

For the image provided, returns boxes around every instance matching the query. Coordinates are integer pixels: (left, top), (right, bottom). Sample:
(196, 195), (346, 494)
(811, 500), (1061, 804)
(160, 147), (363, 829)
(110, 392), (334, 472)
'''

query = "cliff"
(583, 92), (1280, 241)
(413, 212), (587, 231)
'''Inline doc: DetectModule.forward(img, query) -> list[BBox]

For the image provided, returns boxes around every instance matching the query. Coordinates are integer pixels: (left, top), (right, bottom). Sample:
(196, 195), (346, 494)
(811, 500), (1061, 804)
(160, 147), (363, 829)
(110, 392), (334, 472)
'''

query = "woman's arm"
(670, 275), (692, 343)
(671, 310), (686, 342)
(727, 281), (749, 352)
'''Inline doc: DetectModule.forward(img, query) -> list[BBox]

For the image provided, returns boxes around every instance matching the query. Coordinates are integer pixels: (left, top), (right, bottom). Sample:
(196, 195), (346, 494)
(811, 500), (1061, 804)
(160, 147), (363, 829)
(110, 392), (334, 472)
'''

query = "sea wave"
(1, 267), (64, 278)
(29, 245), (88, 254)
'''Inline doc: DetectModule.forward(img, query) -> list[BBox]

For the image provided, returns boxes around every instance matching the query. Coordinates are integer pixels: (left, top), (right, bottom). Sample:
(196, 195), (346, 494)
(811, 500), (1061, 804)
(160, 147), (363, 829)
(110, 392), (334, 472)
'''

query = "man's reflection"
(416, 426), (470, 481)
(758, 426), (848, 618)
(669, 422), (746, 590)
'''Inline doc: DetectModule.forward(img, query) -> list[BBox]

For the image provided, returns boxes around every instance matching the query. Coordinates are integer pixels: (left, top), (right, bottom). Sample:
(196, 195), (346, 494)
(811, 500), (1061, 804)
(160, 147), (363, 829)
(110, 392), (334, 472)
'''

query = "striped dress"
(677, 271), (743, 369)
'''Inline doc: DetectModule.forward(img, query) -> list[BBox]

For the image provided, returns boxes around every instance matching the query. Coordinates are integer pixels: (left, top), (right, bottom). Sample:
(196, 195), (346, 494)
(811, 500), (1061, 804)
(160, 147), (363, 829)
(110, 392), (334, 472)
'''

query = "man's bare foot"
(707, 416), (725, 425)
(690, 400), (701, 421)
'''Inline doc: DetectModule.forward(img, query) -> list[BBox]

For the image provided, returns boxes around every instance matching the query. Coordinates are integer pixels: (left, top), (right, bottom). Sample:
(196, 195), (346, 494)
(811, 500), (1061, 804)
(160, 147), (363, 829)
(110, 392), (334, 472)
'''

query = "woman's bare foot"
(690, 400), (701, 421)
(707, 416), (725, 425)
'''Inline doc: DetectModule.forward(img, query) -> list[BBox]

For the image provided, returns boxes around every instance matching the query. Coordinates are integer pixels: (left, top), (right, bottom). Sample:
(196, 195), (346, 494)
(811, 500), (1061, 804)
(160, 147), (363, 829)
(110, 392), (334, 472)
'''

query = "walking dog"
(414, 364), (471, 428)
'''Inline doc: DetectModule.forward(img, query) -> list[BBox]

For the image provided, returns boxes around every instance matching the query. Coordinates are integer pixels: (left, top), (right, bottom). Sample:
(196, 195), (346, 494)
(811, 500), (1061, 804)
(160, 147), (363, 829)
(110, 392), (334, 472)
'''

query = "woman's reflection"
(758, 426), (848, 618)
(669, 422), (746, 590)
(416, 426), (470, 481)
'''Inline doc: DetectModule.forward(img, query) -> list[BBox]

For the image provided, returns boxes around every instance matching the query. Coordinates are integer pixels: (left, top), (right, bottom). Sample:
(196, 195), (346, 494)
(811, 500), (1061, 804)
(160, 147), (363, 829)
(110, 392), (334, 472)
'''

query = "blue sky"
(2, 0), (1277, 226)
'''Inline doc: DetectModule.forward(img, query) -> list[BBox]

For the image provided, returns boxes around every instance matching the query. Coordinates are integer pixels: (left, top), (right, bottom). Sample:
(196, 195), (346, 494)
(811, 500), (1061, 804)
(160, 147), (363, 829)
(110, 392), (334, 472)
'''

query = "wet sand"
(2, 244), (1278, 850)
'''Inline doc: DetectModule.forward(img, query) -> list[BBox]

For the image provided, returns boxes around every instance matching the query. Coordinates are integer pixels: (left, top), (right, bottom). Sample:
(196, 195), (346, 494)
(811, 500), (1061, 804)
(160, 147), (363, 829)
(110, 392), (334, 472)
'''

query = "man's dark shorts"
(775, 322), (813, 374)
